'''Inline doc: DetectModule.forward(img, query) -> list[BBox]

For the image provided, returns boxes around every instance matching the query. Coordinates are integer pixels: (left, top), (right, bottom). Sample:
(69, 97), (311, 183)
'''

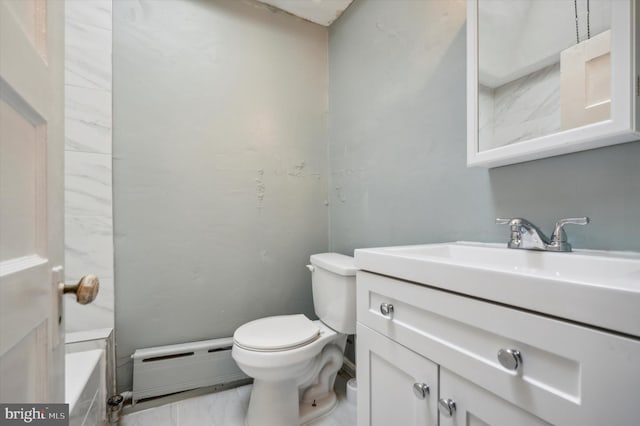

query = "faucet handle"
(496, 217), (529, 227)
(552, 217), (590, 238)
(496, 217), (533, 228)
(548, 217), (590, 252)
(555, 217), (590, 226)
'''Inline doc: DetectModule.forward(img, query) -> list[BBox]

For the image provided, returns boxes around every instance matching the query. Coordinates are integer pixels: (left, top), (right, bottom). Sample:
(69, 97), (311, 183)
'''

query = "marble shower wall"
(479, 63), (561, 151)
(64, 0), (114, 333)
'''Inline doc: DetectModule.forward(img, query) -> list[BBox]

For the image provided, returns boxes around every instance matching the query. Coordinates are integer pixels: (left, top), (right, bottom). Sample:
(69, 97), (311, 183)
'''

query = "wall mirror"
(467, 0), (639, 168)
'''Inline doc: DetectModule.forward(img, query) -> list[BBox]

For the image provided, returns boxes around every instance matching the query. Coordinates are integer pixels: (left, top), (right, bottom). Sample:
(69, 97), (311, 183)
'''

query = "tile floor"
(119, 375), (356, 426)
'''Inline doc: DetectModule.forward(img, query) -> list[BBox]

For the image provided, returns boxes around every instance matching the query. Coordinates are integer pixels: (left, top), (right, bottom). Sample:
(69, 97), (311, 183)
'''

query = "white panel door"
(356, 323), (438, 426)
(0, 0), (65, 402)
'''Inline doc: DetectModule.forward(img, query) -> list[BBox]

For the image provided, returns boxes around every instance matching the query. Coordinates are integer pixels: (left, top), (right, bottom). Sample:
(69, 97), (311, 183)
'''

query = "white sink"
(354, 242), (640, 337)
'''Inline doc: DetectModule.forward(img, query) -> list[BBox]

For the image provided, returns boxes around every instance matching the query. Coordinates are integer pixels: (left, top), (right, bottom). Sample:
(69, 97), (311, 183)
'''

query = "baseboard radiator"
(131, 337), (247, 404)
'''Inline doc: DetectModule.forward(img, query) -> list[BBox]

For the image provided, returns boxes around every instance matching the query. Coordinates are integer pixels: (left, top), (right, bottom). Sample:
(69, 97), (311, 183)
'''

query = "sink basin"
(354, 242), (640, 337)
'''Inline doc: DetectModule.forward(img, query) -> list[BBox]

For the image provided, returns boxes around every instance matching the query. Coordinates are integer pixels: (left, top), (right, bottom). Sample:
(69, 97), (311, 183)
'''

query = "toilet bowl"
(232, 253), (356, 426)
(233, 317), (346, 426)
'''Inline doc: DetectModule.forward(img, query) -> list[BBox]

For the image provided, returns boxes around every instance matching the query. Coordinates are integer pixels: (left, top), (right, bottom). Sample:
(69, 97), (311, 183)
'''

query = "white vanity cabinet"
(355, 270), (640, 426)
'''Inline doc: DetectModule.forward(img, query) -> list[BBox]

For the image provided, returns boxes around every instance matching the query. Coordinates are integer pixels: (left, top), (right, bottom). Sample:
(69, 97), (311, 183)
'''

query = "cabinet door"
(439, 368), (550, 426)
(356, 323), (438, 426)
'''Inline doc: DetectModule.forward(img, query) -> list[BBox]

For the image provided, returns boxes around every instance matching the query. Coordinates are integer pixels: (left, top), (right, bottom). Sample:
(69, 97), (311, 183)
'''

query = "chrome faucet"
(496, 217), (590, 252)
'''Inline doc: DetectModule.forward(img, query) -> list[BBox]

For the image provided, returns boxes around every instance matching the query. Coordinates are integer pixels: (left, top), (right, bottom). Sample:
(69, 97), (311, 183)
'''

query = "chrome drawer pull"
(497, 348), (522, 371)
(438, 398), (456, 417)
(380, 303), (394, 318)
(412, 382), (429, 399)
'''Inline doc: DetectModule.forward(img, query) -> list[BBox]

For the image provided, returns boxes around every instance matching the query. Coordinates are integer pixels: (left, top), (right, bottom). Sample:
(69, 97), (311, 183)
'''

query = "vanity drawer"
(357, 271), (640, 426)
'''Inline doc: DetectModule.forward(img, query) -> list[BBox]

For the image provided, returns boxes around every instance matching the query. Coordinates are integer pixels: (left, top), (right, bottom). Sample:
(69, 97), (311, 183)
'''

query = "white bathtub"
(65, 349), (106, 426)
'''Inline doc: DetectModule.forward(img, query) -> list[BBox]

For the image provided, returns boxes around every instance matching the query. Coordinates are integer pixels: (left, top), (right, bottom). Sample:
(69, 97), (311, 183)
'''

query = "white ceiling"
(256, 0), (354, 26)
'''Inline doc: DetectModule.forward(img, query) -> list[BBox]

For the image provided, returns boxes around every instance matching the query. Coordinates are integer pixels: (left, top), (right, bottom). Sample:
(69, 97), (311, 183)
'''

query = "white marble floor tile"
(176, 386), (249, 426)
(119, 403), (178, 426)
(65, 151), (113, 217)
(119, 381), (357, 426)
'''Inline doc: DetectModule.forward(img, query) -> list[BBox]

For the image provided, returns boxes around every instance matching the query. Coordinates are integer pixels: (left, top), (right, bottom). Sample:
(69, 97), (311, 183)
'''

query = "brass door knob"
(60, 275), (100, 305)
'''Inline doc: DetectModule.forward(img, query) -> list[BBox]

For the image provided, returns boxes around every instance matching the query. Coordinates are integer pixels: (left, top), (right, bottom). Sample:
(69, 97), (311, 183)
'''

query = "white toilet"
(232, 253), (356, 426)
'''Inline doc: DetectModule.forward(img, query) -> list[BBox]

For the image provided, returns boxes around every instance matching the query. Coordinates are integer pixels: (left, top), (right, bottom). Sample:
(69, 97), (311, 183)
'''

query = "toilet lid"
(234, 314), (320, 351)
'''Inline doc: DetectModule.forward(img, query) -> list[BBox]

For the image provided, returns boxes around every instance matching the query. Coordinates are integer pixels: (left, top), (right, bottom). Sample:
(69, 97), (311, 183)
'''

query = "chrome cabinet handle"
(438, 398), (456, 417)
(412, 382), (429, 399)
(379, 303), (394, 318)
(497, 348), (522, 371)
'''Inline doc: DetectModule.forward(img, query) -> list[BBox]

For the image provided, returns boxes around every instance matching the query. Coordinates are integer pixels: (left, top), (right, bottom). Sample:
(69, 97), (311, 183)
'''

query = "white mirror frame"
(467, 0), (640, 168)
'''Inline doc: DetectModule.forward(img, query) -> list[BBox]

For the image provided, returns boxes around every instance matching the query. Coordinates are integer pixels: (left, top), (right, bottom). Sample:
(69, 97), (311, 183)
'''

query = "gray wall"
(328, 0), (640, 255)
(113, 0), (328, 391)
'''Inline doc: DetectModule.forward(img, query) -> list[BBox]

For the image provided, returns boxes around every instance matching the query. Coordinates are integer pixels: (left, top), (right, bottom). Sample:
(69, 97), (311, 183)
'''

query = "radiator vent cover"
(131, 337), (247, 404)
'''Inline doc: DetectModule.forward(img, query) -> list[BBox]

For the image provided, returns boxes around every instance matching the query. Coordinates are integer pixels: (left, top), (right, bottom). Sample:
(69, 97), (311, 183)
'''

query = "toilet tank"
(309, 253), (357, 335)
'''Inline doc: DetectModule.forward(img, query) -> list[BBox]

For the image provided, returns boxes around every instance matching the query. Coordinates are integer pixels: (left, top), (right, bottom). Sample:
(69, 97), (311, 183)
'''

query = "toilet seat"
(234, 314), (320, 352)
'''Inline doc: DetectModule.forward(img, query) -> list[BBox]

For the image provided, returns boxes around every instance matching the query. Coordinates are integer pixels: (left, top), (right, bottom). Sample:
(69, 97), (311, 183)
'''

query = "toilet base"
(245, 379), (338, 426)
(299, 391), (337, 425)
(246, 379), (299, 426)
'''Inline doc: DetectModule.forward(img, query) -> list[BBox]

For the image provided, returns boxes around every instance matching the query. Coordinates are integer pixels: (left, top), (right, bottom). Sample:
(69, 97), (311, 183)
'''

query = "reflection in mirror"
(478, 0), (612, 152)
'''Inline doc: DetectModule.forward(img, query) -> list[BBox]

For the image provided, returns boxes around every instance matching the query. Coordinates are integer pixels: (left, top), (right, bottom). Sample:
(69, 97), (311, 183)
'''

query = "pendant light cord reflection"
(574, 0), (591, 44)
(587, 0), (590, 39)
(574, 0), (580, 43)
